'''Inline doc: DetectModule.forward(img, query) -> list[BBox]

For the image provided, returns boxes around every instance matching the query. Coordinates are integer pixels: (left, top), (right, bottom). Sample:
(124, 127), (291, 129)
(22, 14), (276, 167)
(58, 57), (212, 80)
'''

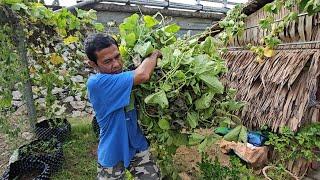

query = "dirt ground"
(0, 132), (29, 175)
(0, 134), (11, 174)
(173, 128), (231, 179)
(0, 107), (33, 175)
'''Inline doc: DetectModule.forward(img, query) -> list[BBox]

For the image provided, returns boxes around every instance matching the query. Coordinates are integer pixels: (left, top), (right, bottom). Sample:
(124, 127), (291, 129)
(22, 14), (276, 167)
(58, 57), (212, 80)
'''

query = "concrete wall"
(96, 11), (216, 36)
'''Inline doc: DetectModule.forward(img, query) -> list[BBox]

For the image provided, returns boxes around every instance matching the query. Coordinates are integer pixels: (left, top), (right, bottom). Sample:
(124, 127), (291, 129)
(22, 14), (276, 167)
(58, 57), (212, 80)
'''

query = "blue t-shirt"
(87, 71), (149, 168)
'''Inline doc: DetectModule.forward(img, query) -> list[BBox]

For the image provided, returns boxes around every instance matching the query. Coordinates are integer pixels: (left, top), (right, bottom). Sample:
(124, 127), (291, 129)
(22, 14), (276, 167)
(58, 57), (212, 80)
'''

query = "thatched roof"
(219, 2), (320, 132)
(222, 47), (320, 132)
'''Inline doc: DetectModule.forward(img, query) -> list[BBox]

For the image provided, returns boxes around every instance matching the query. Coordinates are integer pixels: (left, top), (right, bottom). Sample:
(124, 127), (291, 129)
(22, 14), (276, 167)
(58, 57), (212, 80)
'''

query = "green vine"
(218, 4), (247, 46)
(117, 13), (246, 177)
(0, 0), (103, 118)
(219, 0), (320, 63)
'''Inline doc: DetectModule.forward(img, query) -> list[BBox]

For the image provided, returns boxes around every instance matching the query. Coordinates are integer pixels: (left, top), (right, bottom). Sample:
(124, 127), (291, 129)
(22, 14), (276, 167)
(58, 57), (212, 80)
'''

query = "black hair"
(84, 33), (118, 63)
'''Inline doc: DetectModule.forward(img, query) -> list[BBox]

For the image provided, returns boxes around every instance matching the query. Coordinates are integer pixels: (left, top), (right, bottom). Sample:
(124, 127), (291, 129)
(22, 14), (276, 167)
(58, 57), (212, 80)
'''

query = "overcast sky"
(45, 0), (248, 7)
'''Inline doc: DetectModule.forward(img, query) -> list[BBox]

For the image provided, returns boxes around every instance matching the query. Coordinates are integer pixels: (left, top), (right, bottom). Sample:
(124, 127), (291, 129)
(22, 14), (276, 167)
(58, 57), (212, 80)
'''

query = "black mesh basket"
(92, 116), (100, 139)
(35, 118), (71, 142)
(1, 158), (50, 180)
(16, 139), (64, 174)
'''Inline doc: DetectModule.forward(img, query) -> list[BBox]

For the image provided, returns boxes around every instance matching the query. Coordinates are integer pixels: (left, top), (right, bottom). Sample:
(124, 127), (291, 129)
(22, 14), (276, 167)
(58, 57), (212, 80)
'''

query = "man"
(84, 33), (162, 180)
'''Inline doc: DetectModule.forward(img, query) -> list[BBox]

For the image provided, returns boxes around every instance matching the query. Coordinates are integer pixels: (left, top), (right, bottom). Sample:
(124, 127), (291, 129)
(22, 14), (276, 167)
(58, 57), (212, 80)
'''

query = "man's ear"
(87, 60), (98, 69)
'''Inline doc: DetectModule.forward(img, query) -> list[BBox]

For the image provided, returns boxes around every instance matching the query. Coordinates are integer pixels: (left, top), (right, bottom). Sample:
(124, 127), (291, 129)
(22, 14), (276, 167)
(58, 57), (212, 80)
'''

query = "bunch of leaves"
(118, 13), (245, 177)
(119, 13), (245, 140)
(300, 0), (320, 15)
(0, 0), (104, 118)
(295, 123), (320, 160)
(198, 154), (257, 180)
(265, 124), (320, 176)
(249, 0), (320, 62)
(218, 4), (247, 45)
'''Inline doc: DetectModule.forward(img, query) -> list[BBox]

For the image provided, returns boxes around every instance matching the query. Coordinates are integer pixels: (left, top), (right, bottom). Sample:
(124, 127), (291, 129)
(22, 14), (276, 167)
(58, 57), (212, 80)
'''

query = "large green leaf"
(158, 118), (170, 130)
(164, 24), (180, 33)
(172, 133), (188, 146)
(187, 111), (198, 129)
(191, 82), (201, 95)
(160, 83), (172, 92)
(124, 33), (136, 47)
(191, 54), (216, 74)
(159, 46), (173, 67)
(198, 138), (208, 152)
(120, 14), (139, 31)
(200, 36), (216, 56)
(198, 74), (224, 94)
(220, 100), (245, 111)
(143, 15), (159, 28)
(195, 91), (215, 110)
(144, 90), (169, 109)
(223, 125), (247, 143)
(134, 41), (154, 57)
(239, 125), (247, 143)
(224, 125), (241, 142)
(173, 70), (186, 83)
(119, 14), (139, 37)
(189, 133), (205, 145)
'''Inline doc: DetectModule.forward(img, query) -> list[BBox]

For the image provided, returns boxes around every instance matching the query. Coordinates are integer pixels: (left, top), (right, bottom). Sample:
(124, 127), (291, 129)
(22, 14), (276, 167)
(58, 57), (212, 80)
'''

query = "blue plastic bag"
(247, 131), (267, 146)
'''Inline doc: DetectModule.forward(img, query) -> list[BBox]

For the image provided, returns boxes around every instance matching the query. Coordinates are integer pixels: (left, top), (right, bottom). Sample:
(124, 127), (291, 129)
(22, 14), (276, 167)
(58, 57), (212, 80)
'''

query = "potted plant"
(2, 159), (50, 180)
(14, 138), (63, 174)
(35, 118), (71, 142)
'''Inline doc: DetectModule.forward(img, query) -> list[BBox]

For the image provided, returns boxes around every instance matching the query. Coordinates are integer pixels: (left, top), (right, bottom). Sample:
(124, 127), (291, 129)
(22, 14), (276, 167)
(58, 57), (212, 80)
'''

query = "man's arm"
(133, 50), (162, 85)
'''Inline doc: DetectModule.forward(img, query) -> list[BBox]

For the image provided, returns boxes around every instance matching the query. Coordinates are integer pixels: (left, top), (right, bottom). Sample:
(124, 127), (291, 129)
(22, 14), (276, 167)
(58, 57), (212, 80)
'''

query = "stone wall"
(12, 68), (94, 119)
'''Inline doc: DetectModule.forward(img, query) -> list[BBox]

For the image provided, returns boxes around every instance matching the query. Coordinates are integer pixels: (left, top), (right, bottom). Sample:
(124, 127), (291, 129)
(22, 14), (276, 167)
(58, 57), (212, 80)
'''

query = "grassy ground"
(52, 117), (98, 180)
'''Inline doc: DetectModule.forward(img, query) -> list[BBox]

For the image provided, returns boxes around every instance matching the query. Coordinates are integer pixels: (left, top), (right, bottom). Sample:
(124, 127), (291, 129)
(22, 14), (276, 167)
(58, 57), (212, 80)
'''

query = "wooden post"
(15, 18), (37, 130)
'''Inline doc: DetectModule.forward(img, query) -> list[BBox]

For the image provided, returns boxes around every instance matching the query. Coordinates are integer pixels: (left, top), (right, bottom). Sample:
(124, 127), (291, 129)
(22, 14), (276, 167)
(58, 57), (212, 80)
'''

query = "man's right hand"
(133, 49), (162, 85)
(151, 50), (162, 59)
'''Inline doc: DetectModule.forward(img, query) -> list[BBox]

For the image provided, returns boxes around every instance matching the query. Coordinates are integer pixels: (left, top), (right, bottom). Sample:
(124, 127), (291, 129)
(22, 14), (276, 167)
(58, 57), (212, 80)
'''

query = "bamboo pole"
(1, 7), (37, 130)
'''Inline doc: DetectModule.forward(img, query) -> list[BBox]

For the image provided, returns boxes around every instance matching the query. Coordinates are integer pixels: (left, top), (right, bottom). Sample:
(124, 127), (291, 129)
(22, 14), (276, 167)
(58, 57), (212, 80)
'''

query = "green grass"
(52, 117), (98, 180)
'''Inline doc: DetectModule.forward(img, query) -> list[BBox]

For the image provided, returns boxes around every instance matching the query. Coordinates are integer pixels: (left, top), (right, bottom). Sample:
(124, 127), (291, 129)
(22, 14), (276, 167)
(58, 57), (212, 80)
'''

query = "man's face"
(94, 44), (123, 74)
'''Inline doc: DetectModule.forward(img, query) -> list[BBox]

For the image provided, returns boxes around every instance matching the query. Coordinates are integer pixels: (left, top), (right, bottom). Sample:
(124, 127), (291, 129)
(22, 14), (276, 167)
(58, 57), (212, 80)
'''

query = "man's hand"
(151, 49), (162, 59)
(133, 49), (162, 85)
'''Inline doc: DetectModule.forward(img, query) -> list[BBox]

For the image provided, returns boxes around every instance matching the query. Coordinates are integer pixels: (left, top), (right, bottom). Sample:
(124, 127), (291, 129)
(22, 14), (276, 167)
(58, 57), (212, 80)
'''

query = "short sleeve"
(87, 71), (134, 116)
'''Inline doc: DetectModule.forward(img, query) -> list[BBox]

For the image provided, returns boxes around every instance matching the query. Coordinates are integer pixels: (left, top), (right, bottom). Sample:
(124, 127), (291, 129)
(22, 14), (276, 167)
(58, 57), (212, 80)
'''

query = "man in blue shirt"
(84, 33), (162, 179)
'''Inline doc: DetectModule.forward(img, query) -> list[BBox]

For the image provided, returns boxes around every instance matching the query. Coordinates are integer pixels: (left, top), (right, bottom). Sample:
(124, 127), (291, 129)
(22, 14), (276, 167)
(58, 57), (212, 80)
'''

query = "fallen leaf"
(264, 47), (274, 57)
(50, 53), (64, 65)
(29, 66), (36, 74)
